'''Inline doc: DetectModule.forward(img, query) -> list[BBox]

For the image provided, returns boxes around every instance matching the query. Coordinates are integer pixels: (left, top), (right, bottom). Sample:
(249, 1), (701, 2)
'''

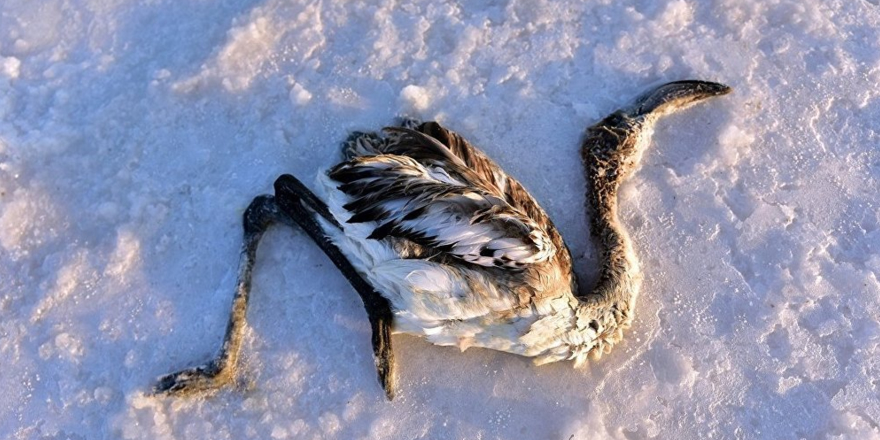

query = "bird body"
(154, 80), (731, 399)
(315, 125), (593, 365)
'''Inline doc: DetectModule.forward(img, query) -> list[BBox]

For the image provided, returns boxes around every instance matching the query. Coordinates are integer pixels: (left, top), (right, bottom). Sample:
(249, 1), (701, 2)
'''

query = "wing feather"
(329, 155), (556, 269)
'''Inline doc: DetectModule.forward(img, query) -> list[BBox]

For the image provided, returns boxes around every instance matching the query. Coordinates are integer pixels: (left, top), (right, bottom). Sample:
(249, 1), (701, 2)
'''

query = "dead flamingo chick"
(154, 80), (732, 399)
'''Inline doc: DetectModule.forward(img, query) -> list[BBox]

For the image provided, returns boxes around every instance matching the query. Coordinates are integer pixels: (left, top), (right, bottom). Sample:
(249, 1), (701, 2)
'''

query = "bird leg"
(272, 174), (397, 400)
(153, 175), (397, 400)
(153, 194), (285, 395)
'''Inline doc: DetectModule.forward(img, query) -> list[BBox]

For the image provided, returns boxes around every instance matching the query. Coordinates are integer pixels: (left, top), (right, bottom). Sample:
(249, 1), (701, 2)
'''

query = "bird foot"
(152, 360), (232, 396)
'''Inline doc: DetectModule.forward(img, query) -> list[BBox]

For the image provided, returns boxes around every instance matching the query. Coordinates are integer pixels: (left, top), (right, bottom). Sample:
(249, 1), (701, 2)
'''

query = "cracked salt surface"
(1, 0), (879, 438)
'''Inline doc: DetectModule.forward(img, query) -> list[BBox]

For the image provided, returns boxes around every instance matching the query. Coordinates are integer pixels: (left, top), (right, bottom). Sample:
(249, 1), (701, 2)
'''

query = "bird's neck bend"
(577, 112), (645, 311)
(570, 80), (731, 357)
(561, 113), (646, 360)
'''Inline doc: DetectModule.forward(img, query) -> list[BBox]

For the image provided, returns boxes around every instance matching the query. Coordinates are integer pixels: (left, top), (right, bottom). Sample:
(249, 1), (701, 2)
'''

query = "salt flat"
(1, 0), (878, 438)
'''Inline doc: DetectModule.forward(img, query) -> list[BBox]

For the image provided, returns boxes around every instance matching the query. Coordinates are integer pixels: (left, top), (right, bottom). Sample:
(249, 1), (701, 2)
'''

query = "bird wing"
(391, 123), (511, 194)
(382, 123), (555, 229)
(328, 154), (556, 269)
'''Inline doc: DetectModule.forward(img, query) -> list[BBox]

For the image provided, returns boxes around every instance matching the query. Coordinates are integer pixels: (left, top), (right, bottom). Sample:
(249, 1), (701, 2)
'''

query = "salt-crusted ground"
(1, 0), (879, 438)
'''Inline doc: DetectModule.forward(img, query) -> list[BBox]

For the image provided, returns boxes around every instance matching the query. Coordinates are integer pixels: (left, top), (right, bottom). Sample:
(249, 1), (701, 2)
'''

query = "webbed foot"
(153, 360), (232, 396)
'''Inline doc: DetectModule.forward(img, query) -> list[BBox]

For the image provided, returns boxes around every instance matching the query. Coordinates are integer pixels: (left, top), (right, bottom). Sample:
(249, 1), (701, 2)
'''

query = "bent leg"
(273, 174), (397, 400)
(153, 195), (285, 395)
(154, 177), (397, 399)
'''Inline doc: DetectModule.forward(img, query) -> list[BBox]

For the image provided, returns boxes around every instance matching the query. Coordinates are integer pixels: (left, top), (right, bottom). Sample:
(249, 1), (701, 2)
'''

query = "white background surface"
(1, 0), (879, 438)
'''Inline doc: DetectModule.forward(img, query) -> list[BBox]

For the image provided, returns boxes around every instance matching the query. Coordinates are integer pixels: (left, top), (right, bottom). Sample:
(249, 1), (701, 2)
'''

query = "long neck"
(585, 179), (640, 304)
(570, 80), (731, 360)
(568, 113), (645, 361)
(579, 112), (644, 310)
(576, 79), (733, 308)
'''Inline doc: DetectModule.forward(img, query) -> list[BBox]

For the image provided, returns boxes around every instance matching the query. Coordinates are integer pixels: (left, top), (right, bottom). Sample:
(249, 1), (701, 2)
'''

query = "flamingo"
(154, 80), (731, 399)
